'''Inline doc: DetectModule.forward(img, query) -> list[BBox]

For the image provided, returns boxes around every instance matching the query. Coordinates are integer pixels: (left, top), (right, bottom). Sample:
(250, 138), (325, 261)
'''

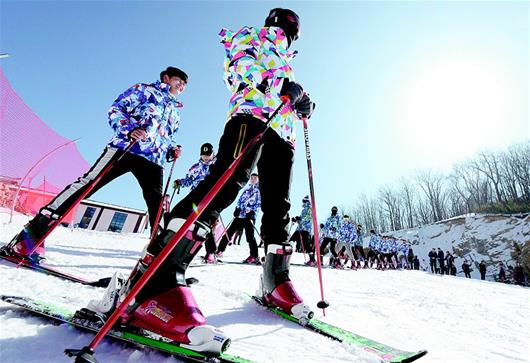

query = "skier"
(2, 66), (187, 263)
(320, 206), (341, 266)
(353, 224), (366, 268)
(445, 251), (455, 276)
(172, 142), (217, 262)
(289, 196), (316, 265)
(173, 143), (215, 191)
(335, 215), (357, 269)
(215, 173), (262, 264)
(367, 229), (381, 268)
(397, 239), (410, 269)
(88, 8), (314, 353)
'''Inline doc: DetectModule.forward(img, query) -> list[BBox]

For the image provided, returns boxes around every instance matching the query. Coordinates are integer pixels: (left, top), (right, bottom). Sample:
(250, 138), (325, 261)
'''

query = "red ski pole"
(149, 145), (181, 241)
(301, 116), (329, 315)
(17, 141), (137, 266)
(65, 100), (288, 363)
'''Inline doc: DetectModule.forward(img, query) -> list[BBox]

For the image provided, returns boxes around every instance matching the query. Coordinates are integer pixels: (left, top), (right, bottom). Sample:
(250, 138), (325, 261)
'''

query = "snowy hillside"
(1, 211), (529, 363)
(386, 213), (529, 279)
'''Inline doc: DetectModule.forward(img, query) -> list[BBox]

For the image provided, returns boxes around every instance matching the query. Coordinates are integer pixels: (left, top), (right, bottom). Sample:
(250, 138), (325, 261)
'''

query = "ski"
(250, 295), (427, 363)
(1, 295), (254, 363)
(0, 253), (112, 287)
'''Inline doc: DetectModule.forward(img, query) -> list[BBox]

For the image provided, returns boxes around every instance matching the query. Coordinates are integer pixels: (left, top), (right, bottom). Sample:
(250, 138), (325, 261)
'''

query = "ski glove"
(280, 79), (304, 104)
(233, 208), (241, 217)
(294, 93), (316, 119)
(166, 145), (182, 163)
(173, 179), (182, 189)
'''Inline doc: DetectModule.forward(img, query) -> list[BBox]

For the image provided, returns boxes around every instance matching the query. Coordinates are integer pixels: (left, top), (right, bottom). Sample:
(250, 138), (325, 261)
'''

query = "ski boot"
(259, 244), (313, 325)
(88, 218), (229, 353)
(243, 255), (260, 265)
(203, 253), (216, 264)
(2, 211), (56, 263)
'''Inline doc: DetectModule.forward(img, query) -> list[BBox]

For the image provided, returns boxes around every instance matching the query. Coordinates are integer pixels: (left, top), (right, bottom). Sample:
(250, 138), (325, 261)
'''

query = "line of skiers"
(428, 248), (457, 275)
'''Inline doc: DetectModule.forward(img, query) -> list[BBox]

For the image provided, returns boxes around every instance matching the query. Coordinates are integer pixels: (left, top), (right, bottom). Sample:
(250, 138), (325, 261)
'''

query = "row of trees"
(346, 141), (530, 233)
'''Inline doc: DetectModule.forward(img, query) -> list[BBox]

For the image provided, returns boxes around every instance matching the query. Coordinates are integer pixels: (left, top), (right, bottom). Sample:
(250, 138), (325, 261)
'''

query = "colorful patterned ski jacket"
(354, 232), (364, 247)
(219, 26), (299, 147)
(398, 242), (409, 256)
(236, 183), (261, 220)
(323, 214), (341, 240)
(379, 239), (392, 254)
(389, 238), (398, 253)
(338, 220), (357, 245)
(107, 81), (182, 166)
(368, 235), (381, 251)
(296, 201), (313, 233)
(179, 158), (215, 190)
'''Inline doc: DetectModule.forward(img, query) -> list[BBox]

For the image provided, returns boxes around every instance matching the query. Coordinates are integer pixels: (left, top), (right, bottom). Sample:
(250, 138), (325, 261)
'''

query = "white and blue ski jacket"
(107, 81), (182, 166)
(236, 183), (261, 220)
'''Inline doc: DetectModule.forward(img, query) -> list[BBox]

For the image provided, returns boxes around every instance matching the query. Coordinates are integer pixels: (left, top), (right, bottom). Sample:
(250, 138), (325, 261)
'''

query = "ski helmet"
(264, 8), (300, 45)
(302, 195), (310, 203)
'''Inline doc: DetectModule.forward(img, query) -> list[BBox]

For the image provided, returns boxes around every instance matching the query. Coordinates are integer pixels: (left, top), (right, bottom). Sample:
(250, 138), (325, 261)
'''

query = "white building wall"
(72, 201), (148, 234)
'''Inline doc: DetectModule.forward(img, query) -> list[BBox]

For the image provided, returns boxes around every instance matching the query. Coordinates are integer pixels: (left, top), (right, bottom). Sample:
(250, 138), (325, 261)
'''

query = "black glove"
(233, 208), (241, 217)
(166, 145), (182, 162)
(173, 179), (182, 189)
(246, 210), (256, 219)
(280, 79), (304, 104)
(294, 93), (316, 119)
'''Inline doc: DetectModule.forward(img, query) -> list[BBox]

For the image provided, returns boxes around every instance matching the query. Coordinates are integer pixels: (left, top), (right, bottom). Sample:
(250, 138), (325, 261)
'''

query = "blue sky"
(1, 1), (528, 225)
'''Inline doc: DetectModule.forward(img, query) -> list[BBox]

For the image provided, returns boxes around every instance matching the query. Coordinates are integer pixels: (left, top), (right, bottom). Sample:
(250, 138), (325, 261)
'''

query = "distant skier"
(353, 224), (366, 268)
(479, 260), (487, 280)
(2, 66), (187, 263)
(335, 215), (357, 269)
(88, 8), (315, 353)
(320, 206), (341, 266)
(437, 248), (445, 275)
(367, 229), (381, 268)
(173, 143), (215, 191)
(445, 251), (455, 276)
(289, 196), (316, 266)
(215, 173), (262, 264)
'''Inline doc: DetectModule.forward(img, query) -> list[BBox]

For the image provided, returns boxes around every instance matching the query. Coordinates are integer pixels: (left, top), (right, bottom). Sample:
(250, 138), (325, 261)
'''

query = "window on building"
(78, 207), (96, 229)
(108, 212), (128, 233)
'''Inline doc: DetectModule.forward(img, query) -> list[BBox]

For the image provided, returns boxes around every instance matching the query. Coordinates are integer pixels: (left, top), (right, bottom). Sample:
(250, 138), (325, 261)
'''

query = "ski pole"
(301, 116), (329, 314)
(65, 100), (289, 363)
(169, 184), (179, 206)
(218, 214), (235, 246)
(149, 145), (181, 240)
(17, 141), (138, 266)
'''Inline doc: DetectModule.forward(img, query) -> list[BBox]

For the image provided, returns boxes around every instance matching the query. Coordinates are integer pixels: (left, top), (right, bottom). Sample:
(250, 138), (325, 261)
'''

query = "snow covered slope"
(1, 212), (529, 363)
(386, 213), (529, 279)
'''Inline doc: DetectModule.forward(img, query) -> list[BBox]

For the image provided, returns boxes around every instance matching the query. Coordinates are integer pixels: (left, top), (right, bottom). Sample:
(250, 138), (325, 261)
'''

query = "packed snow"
(1, 211), (529, 363)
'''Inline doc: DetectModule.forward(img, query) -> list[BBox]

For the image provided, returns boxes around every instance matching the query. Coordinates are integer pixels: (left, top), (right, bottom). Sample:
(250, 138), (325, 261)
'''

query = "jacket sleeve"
(180, 162), (200, 188)
(108, 84), (148, 137)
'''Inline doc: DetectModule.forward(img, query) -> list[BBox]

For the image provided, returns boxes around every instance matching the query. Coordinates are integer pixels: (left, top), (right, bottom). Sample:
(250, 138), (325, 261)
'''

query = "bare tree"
(471, 150), (506, 204)
(415, 170), (447, 221)
(379, 186), (403, 230)
(399, 177), (416, 228)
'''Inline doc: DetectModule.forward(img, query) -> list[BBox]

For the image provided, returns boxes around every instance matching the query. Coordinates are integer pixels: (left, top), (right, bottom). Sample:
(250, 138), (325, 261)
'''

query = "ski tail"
(0, 253), (112, 287)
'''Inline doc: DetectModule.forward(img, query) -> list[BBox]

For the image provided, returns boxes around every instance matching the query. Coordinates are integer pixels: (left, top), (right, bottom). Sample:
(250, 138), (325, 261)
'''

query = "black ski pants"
(320, 237), (338, 258)
(168, 115), (294, 246)
(217, 217), (259, 257)
(42, 146), (162, 230)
